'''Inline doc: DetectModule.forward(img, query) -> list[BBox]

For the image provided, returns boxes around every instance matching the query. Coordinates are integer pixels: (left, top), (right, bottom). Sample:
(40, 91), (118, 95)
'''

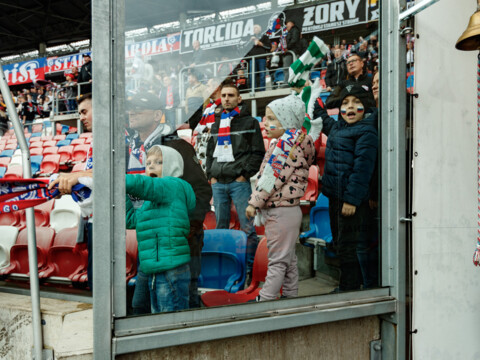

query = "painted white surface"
(413, 0), (480, 358)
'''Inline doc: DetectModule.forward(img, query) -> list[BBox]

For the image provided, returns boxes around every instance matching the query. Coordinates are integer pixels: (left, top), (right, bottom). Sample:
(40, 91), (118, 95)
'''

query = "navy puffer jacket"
(314, 103), (378, 206)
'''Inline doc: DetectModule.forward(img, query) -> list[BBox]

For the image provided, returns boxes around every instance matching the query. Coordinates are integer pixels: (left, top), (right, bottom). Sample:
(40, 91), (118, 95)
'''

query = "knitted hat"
(267, 94), (305, 130)
(338, 84), (376, 110)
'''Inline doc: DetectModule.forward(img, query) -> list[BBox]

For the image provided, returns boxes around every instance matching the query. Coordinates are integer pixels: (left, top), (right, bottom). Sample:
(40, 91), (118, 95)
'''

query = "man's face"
(221, 86), (241, 111)
(163, 76), (171, 86)
(286, 21), (294, 31)
(340, 95), (364, 124)
(128, 109), (160, 131)
(79, 99), (93, 131)
(146, 152), (163, 178)
(372, 72), (379, 104)
(83, 56), (91, 64)
(346, 55), (363, 77)
(254, 25), (261, 35)
(334, 49), (342, 59)
(188, 75), (197, 86)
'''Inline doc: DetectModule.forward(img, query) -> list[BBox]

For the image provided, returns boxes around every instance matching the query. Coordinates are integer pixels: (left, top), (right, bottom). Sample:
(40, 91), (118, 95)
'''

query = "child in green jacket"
(126, 145), (196, 313)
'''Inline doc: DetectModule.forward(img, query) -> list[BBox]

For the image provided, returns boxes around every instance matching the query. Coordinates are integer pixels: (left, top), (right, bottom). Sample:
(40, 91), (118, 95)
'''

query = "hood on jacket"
(148, 145), (184, 178)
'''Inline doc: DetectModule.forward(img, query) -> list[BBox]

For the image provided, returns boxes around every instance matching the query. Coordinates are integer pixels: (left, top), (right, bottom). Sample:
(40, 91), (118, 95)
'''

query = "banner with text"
(125, 33), (181, 59)
(3, 58), (47, 86)
(45, 52), (91, 74)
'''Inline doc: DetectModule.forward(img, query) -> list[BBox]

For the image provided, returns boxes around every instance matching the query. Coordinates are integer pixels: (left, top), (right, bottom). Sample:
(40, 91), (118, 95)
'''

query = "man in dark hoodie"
(206, 82), (265, 275)
(126, 91), (212, 311)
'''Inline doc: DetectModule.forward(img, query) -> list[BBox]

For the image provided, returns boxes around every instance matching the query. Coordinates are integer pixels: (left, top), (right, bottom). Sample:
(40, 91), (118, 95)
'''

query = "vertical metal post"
(381, 0), (407, 359)
(0, 66), (43, 359)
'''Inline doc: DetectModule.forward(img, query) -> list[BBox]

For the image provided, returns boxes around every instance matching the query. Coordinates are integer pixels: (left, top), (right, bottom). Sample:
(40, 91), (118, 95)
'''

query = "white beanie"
(148, 145), (184, 178)
(267, 94), (305, 130)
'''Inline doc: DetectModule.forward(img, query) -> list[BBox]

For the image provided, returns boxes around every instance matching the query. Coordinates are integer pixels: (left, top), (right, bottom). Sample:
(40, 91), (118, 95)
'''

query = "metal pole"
(0, 68), (44, 359)
(399, 0), (441, 22)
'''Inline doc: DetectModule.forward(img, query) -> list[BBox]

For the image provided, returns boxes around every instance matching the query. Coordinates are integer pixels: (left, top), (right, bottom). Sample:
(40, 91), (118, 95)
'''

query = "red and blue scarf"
(0, 178), (91, 214)
(194, 98), (221, 134)
(213, 107), (239, 163)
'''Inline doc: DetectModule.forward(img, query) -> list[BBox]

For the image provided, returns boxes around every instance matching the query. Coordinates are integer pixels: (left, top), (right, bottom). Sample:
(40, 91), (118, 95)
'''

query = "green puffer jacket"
(125, 174), (196, 274)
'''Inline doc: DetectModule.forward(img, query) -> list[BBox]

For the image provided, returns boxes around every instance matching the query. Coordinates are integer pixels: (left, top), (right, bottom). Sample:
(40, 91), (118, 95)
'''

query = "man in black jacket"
(283, 20), (302, 83)
(78, 53), (92, 94)
(126, 91), (212, 311)
(325, 48), (347, 90)
(206, 83), (265, 274)
(246, 24), (271, 91)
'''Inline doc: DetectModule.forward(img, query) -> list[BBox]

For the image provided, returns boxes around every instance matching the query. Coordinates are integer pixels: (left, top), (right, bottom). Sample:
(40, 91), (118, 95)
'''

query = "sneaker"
(247, 295), (261, 303)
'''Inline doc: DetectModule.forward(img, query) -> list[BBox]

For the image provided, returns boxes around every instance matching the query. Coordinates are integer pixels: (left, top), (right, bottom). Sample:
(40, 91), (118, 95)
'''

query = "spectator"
(64, 73), (77, 112)
(246, 95), (316, 301)
(185, 71), (207, 122)
(126, 91), (212, 311)
(159, 75), (179, 130)
(325, 48), (347, 91)
(206, 82), (265, 277)
(48, 94), (94, 289)
(246, 24), (271, 91)
(0, 94), (8, 136)
(217, 56), (234, 78)
(191, 40), (205, 67)
(235, 69), (248, 92)
(283, 20), (302, 83)
(19, 94), (36, 132)
(125, 145), (195, 313)
(313, 84), (378, 292)
(78, 53), (93, 94)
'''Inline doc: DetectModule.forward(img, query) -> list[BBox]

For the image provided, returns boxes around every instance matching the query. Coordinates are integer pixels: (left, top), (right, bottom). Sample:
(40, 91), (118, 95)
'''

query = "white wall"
(413, 0), (480, 358)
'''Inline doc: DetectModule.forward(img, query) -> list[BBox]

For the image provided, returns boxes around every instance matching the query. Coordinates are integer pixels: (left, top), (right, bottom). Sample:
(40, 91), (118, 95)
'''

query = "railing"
(51, 81), (91, 118)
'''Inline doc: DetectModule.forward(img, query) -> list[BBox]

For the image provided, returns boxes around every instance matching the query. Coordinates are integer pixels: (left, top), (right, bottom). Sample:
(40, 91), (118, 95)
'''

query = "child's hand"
(246, 205), (256, 219)
(341, 202), (356, 216)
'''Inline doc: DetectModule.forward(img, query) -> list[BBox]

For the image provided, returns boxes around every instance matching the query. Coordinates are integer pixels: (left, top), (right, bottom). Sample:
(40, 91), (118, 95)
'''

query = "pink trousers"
(259, 206), (302, 300)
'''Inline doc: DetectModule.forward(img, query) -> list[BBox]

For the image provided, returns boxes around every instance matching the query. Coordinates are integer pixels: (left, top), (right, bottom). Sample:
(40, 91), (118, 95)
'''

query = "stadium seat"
(56, 139), (71, 147)
(29, 137), (41, 143)
(43, 140), (57, 148)
(70, 138), (86, 146)
(29, 141), (43, 149)
(6, 139), (17, 145)
(3, 165), (23, 179)
(58, 145), (74, 164)
(126, 230), (138, 283)
(310, 71), (321, 80)
(201, 237), (268, 306)
(0, 144), (5, 152)
(40, 135), (53, 142)
(43, 146), (59, 155)
(72, 144), (90, 163)
(4, 143), (17, 150)
(84, 137), (92, 144)
(0, 226), (19, 269)
(29, 147), (43, 156)
(79, 132), (92, 139)
(0, 157), (11, 167)
(0, 227), (55, 276)
(203, 211), (216, 230)
(300, 166), (319, 204)
(71, 162), (87, 172)
(31, 132), (42, 138)
(31, 155), (44, 174)
(0, 167), (5, 178)
(53, 134), (66, 141)
(38, 227), (88, 282)
(0, 207), (20, 226)
(32, 124), (43, 133)
(8, 154), (22, 168)
(39, 154), (61, 175)
(198, 229), (247, 293)
(50, 195), (81, 232)
(18, 199), (52, 228)
(66, 134), (79, 141)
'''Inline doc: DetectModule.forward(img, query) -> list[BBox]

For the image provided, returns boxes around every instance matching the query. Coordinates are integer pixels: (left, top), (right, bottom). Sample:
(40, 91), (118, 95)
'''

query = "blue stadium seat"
(56, 139), (71, 147)
(31, 132), (42, 138)
(199, 229), (247, 292)
(0, 167), (5, 178)
(310, 71), (321, 80)
(66, 133), (79, 141)
(0, 150), (14, 158)
(274, 69), (284, 83)
(31, 155), (44, 174)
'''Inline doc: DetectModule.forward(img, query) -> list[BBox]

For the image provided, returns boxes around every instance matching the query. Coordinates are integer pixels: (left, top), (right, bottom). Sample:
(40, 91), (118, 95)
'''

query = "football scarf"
(256, 128), (303, 193)
(213, 107), (239, 163)
(194, 98), (221, 134)
(288, 36), (329, 88)
(0, 178), (91, 214)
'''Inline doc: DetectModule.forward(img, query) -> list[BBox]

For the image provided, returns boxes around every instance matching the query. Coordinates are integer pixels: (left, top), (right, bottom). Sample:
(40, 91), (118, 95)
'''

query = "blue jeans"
(149, 264), (190, 314)
(249, 58), (267, 91)
(212, 181), (258, 272)
(132, 269), (151, 315)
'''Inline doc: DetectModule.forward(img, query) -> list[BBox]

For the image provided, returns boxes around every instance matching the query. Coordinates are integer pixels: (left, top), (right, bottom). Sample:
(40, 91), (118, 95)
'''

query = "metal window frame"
(92, 0), (407, 359)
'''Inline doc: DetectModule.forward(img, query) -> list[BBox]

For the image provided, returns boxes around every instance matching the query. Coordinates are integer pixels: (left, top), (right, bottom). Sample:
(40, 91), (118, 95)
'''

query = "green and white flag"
(288, 36), (329, 88)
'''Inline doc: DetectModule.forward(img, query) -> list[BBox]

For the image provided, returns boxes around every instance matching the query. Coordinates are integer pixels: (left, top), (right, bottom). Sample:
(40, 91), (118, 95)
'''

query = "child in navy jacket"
(313, 84), (378, 291)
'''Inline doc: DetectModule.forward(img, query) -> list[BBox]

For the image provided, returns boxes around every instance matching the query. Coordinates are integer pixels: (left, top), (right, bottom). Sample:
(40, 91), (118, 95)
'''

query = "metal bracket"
(32, 349), (54, 360)
(370, 340), (382, 360)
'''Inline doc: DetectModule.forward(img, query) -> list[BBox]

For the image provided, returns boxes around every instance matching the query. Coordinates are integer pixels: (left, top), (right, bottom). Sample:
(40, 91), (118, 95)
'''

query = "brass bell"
(456, 10), (480, 50)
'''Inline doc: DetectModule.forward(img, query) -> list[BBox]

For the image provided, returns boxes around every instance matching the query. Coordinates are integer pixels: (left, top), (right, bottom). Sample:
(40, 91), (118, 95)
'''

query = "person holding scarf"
(206, 82), (265, 278)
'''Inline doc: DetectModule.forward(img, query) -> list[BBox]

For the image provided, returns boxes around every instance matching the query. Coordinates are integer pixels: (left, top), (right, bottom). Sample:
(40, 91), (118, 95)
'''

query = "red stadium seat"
(85, 137), (92, 144)
(72, 144), (90, 163)
(0, 144), (5, 152)
(5, 143), (17, 150)
(79, 132), (92, 139)
(29, 141), (43, 149)
(71, 162), (87, 172)
(201, 237), (269, 306)
(70, 138), (86, 146)
(43, 140), (57, 148)
(0, 210), (21, 227)
(40, 154), (60, 175)
(30, 147), (44, 156)
(6, 139), (17, 145)
(3, 166), (23, 179)
(29, 137), (41, 143)
(38, 227), (88, 282)
(53, 134), (66, 141)
(43, 146), (59, 155)
(40, 135), (53, 142)
(300, 166), (319, 204)
(203, 211), (216, 230)
(58, 145), (74, 164)
(18, 200), (54, 227)
(0, 157), (11, 167)
(0, 227), (55, 276)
